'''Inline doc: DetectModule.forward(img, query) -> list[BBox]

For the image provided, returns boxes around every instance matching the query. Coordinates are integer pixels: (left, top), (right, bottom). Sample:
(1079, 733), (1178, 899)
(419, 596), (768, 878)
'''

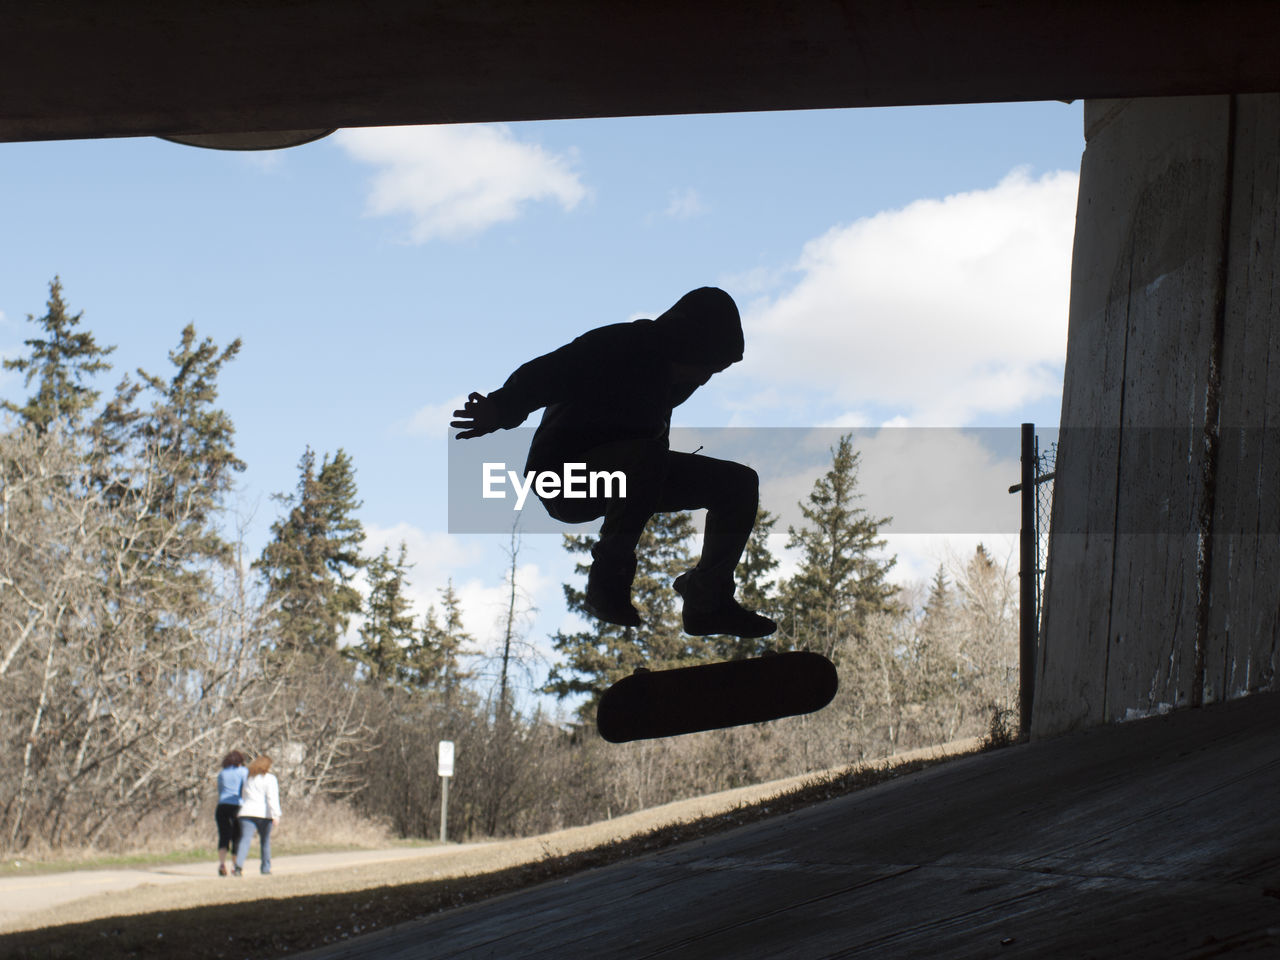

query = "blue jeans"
(234, 816), (273, 874)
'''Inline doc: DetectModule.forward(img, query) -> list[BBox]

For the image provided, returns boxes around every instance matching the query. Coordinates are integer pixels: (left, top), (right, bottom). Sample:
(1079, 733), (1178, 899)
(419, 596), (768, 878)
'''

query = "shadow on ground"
(300, 691), (1280, 959)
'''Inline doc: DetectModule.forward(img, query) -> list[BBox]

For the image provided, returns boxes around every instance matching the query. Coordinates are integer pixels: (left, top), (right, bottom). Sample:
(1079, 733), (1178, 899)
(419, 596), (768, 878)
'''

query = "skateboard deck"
(596, 650), (838, 743)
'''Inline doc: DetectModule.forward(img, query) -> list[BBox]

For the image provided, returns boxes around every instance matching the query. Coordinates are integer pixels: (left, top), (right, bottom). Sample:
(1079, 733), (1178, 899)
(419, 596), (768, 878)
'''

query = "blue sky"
(0, 101), (1083, 703)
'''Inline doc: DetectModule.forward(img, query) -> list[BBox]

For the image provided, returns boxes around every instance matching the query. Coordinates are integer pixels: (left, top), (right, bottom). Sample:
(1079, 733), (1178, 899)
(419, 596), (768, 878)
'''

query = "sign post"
(437, 740), (454, 843)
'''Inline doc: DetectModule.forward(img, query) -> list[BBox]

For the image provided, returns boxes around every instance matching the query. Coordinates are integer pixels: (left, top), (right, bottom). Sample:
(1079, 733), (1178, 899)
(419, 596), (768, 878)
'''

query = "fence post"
(1019, 422), (1036, 740)
(440, 774), (450, 843)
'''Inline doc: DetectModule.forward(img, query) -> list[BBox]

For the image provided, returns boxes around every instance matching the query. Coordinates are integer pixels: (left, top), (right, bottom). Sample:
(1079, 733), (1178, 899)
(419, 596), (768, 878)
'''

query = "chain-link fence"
(1033, 437), (1056, 633)
(1011, 425), (1057, 738)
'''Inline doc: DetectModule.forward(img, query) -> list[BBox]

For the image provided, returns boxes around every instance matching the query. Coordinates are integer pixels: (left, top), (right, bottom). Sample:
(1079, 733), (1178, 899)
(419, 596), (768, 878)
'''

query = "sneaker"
(218, 864), (227, 877)
(584, 562), (642, 627)
(232, 867), (243, 877)
(674, 572), (777, 639)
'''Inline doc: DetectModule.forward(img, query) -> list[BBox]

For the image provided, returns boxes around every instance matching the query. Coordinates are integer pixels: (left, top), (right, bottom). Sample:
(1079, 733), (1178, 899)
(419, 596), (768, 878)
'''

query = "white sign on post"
(438, 740), (455, 778)
(438, 740), (455, 843)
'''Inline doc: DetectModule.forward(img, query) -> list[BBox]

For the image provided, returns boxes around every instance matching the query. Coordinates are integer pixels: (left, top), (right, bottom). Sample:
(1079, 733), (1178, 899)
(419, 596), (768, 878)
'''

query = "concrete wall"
(1035, 95), (1280, 738)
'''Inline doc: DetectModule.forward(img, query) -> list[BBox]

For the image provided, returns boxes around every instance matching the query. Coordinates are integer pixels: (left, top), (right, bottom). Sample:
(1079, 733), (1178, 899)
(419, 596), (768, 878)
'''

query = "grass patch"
(0, 750), (968, 960)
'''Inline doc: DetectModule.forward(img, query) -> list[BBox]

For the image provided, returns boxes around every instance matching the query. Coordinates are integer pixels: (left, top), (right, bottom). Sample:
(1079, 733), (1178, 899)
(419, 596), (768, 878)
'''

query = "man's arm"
(451, 392), (501, 439)
(451, 327), (620, 439)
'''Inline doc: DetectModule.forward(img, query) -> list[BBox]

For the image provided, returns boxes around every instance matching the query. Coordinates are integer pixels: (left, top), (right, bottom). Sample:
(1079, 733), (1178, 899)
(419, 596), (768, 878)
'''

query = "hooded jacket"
(486, 287), (744, 472)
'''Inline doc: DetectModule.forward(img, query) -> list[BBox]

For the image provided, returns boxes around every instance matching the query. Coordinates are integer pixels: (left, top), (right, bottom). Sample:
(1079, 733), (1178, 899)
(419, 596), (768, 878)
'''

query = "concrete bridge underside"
(3, 2), (1280, 143)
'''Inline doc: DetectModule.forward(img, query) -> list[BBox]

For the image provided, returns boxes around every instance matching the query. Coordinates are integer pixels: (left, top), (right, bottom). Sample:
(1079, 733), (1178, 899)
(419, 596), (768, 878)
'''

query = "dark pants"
(215, 802), (240, 850)
(539, 439), (758, 599)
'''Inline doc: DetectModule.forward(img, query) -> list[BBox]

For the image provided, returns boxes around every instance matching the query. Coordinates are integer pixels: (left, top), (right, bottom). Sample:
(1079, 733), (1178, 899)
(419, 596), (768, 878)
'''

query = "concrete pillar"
(1203, 95), (1280, 706)
(1035, 95), (1280, 739)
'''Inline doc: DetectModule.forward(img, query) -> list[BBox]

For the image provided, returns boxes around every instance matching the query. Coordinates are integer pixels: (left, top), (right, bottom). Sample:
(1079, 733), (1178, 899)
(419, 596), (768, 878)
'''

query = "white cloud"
(750, 428), (1019, 537)
(355, 522), (558, 667)
(664, 187), (707, 220)
(238, 151), (285, 174)
(451, 563), (553, 656)
(737, 168), (1078, 425)
(719, 266), (793, 299)
(360, 523), (485, 610)
(816, 411), (874, 429)
(854, 428), (1019, 535)
(335, 124), (587, 242)
(759, 531), (1012, 597)
(403, 393), (467, 438)
(883, 533), (1016, 587)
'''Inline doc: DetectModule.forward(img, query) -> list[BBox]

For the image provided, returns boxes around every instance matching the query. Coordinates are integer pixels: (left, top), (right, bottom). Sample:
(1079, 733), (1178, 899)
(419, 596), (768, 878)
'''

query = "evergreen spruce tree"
(347, 542), (416, 683)
(405, 581), (476, 694)
(142, 326), (243, 553)
(914, 563), (956, 702)
(544, 510), (710, 715)
(920, 564), (954, 650)
(255, 447), (366, 655)
(87, 324), (244, 649)
(923, 564), (951, 620)
(779, 434), (896, 659)
(956, 544), (1014, 674)
(2, 277), (114, 433)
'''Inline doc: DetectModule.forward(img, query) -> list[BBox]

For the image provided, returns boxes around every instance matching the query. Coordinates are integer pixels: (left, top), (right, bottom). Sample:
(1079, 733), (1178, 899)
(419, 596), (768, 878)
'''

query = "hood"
(652, 287), (744, 368)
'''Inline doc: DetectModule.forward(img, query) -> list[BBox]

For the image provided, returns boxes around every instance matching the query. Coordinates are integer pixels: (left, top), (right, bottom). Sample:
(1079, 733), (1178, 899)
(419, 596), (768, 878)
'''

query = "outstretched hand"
(451, 392), (500, 439)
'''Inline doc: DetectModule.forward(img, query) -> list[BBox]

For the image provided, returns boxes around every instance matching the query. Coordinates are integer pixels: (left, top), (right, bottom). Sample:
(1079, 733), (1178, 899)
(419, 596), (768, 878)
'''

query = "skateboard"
(595, 650), (838, 743)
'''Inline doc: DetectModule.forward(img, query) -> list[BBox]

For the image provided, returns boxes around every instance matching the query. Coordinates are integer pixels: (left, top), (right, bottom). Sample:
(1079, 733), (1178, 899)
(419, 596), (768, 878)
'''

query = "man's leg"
(655, 451), (775, 638)
(540, 443), (774, 636)
(540, 438), (667, 627)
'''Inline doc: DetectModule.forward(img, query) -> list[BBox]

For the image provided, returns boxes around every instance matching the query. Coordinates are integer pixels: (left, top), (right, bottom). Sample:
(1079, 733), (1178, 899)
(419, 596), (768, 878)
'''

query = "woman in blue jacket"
(215, 750), (247, 876)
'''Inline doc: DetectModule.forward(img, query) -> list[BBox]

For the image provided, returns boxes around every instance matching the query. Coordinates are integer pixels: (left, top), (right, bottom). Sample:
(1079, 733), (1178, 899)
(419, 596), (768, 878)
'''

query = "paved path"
(299, 691), (1280, 959)
(0, 844), (479, 931)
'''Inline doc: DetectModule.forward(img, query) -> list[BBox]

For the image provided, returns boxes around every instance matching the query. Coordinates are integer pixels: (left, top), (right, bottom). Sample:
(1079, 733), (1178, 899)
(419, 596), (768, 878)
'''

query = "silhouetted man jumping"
(452, 287), (776, 639)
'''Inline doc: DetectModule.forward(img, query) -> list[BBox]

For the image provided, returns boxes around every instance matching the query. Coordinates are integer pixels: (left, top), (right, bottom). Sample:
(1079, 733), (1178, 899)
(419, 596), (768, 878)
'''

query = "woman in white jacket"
(233, 754), (282, 876)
